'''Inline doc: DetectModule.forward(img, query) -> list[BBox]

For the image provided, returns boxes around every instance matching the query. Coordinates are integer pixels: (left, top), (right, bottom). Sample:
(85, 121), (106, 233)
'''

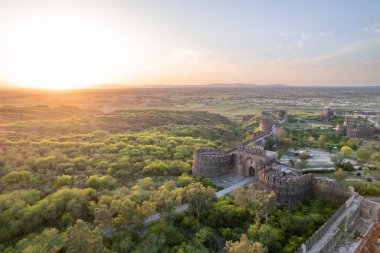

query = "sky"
(0, 0), (380, 89)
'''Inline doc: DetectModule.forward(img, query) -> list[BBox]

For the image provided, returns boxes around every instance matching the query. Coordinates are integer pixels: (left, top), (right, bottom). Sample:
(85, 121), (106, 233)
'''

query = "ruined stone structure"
(323, 106), (335, 120)
(259, 110), (287, 133)
(193, 145), (352, 208)
(193, 110), (380, 252)
(295, 190), (380, 253)
(346, 120), (376, 138)
(259, 112), (274, 133)
(334, 118), (377, 138)
(193, 144), (380, 252)
(192, 145), (271, 179)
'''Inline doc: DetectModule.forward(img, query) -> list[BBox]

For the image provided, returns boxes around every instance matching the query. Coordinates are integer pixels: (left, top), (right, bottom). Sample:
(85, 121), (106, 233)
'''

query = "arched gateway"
(248, 166), (255, 177)
(192, 145), (268, 178)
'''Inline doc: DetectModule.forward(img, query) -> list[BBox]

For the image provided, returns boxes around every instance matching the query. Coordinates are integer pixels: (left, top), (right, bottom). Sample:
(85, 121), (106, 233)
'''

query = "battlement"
(234, 145), (266, 156)
(312, 177), (353, 203)
(259, 117), (274, 133)
(256, 168), (314, 207)
(193, 144), (271, 179)
(337, 117), (377, 138)
(192, 149), (233, 178)
(195, 148), (227, 156)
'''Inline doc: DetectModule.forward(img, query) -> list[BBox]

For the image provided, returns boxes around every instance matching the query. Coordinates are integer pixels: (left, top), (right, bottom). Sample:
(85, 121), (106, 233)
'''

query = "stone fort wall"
(312, 178), (353, 204)
(193, 146), (270, 178)
(256, 170), (314, 207)
(192, 149), (233, 178)
(347, 124), (376, 138)
(193, 147), (354, 207)
(255, 172), (352, 207)
(259, 117), (274, 133)
(193, 148), (380, 253)
(295, 192), (359, 253)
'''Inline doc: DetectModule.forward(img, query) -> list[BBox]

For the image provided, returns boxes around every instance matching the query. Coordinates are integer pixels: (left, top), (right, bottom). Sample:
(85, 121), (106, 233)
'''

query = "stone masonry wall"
(295, 193), (360, 253)
(312, 178), (353, 204)
(256, 171), (314, 207)
(192, 149), (233, 178)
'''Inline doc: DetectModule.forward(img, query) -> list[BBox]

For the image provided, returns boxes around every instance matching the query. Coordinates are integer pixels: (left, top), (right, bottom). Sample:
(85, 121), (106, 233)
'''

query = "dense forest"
(0, 106), (338, 253)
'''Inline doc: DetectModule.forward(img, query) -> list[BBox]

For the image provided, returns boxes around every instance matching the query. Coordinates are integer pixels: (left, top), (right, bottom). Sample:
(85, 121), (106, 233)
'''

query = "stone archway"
(245, 158), (256, 177)
(249, 166), (255, 177)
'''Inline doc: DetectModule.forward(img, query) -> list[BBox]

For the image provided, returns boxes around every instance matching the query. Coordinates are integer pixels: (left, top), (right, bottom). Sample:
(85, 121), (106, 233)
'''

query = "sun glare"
(2, 11), (140, 90)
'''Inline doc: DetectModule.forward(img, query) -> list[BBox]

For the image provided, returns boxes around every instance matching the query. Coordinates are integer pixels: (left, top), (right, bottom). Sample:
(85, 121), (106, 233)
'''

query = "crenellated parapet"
(192, 149), (233, 178)
(337, 117), (377, 138)
(232, 145), (266, 156)
(256, 169), (314, 206)
(347, 122), (376, 138)
(192, 144), (272, 178)
(312, 177), (353, 204)
(259, 117), (274, 133)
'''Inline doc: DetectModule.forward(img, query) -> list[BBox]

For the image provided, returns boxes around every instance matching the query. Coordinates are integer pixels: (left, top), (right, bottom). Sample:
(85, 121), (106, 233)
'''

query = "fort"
(323, 106), (335, 120)
(334, 118), (377, 138)
(259, 110), (287, 133)
(192, 111), (380, 253)
(193, 145), (351, 208)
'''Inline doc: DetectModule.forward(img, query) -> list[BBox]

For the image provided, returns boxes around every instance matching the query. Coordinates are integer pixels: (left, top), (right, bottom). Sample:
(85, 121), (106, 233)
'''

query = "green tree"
(181, 182), (215, 218)
(55, 175), (73, 188)
(64, 219), (109, 253)
(86, 175), (116, 190)
(371, 152), (380, 163)
(151, 180), (181, 224)
(231, 184), (276, 223)
(14, 228), (63, 253)
(225, 234), (267, 253)
(357, 148), (370, 163)
(298, 152), (310, 162)
(345, 138), (359, 150)
(143, 161), (170, 175)
(132, 234), (165, 253)
(331, 154), (343, 165)
(94, 205), (113, 233)
(247, 223), (283, 252)
(341, 146), (352, 156)
(334, 168), (348, 182)
(361, 166), (370, 178)
(283, 236), (305, 253)
(1, 171), (38, 189)
(318, 135), (327, 147)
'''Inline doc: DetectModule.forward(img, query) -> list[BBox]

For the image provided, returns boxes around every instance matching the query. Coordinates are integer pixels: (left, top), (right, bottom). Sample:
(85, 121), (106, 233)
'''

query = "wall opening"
(249, 166), (255, 177)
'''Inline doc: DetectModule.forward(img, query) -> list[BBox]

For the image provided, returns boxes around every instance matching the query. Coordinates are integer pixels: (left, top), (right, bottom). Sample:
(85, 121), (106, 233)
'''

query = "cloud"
(291, 37), (380, 65)
(297, 40), (304, 48)
(372, 22), (380, 33)
(363, 22), (380, 33)
(296, 30), (334, 48)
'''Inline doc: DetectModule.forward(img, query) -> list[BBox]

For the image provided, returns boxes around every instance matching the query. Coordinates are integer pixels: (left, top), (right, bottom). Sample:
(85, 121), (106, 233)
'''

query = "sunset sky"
(0, 0), (380, 89)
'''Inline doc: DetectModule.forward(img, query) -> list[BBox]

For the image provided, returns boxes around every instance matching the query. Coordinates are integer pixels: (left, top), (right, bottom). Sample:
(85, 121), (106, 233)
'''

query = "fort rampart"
(256, 170), (314, 206)
(192, 149), (233, 178)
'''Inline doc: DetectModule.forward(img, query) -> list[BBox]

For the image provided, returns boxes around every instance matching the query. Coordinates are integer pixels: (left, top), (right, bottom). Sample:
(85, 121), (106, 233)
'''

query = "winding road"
(144, 177), (254, 225)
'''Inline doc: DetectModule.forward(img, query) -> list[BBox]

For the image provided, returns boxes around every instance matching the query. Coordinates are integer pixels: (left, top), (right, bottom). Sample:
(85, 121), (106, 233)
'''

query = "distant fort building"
(259, 110), (287, 133)
(334, 117), (377, 138)
(259, 116), (274, 133)
(323, 106), (335, 120)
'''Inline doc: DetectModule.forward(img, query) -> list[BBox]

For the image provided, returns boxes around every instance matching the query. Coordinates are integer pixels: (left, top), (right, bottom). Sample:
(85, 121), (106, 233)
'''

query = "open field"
(1, 85), (380, 119)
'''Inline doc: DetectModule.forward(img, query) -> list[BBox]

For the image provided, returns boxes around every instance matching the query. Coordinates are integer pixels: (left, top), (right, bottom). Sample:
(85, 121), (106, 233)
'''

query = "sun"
(2, 11), (141, 90)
